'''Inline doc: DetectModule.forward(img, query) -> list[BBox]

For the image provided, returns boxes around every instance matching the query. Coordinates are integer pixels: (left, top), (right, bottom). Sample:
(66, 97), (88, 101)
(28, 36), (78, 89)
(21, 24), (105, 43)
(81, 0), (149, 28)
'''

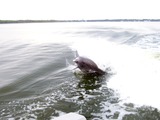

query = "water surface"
(0, 22), (160, 120)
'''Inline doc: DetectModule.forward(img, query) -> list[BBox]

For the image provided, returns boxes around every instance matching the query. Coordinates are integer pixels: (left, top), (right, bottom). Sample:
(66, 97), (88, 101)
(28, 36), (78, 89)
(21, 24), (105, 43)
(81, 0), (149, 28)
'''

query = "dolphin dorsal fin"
(75, 50), (79, 57)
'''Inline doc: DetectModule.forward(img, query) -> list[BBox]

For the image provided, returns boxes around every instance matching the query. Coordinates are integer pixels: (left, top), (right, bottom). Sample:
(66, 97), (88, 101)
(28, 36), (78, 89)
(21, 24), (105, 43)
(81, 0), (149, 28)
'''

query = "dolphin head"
(73, 56), (96, 73)
(73, 57), (81, 67)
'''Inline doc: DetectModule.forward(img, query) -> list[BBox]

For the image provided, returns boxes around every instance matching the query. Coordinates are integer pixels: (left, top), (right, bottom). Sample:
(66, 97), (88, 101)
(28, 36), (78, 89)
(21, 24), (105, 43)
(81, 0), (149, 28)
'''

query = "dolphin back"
(78, 56), (106, 76)
(96, 68), (106, 75)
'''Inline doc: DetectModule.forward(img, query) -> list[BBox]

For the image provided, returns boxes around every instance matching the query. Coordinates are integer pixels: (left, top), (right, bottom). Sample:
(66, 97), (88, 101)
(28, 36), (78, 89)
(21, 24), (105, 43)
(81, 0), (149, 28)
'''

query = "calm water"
(0, 22), (160, 120)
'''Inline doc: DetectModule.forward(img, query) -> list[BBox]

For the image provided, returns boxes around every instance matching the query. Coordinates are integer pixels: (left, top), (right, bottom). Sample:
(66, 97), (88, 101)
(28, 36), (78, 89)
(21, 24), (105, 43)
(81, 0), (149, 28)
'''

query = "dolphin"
(73, 56), (106, 76)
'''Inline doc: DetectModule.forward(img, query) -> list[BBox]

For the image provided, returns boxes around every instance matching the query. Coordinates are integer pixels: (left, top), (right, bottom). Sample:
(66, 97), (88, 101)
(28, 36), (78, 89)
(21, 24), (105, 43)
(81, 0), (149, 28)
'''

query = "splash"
(70, 37), (160, 109)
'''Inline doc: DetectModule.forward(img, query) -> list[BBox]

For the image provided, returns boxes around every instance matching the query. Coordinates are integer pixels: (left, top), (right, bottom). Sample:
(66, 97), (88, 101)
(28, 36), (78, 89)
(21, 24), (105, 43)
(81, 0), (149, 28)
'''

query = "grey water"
(0, 22), (160, 120)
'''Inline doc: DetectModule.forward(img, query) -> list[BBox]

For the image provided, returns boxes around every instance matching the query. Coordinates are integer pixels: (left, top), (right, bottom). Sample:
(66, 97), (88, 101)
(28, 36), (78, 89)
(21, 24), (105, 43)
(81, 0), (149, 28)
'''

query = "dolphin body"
(73, 56), (106, 76)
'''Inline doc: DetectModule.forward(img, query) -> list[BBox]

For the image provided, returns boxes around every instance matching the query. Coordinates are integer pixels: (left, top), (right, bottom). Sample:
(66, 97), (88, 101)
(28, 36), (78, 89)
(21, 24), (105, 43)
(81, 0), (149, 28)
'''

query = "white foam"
(53, 113), (86, 120)
(70, 38), (160, 109)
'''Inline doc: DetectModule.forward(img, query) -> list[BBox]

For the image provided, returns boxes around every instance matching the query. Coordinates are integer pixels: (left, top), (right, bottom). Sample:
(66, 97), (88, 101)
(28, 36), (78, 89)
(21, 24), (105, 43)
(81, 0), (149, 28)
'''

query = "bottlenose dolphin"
(73, 55), (106, 76)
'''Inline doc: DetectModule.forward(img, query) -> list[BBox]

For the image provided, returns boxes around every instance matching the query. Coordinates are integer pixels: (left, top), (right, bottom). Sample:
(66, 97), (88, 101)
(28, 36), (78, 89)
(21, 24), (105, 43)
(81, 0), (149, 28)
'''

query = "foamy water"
(70, 23), (160, 109)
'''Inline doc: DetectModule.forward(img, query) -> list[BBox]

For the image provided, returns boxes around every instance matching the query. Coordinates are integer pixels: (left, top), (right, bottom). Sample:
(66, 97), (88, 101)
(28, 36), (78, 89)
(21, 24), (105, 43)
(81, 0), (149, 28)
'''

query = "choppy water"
(0, 22), (160, 120)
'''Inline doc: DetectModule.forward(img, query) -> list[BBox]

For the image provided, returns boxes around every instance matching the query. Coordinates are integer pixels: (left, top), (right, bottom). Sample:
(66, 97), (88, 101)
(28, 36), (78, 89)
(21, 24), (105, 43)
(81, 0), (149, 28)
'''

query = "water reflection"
(73, 72), (121, 119)
(75, 73), (106, 90)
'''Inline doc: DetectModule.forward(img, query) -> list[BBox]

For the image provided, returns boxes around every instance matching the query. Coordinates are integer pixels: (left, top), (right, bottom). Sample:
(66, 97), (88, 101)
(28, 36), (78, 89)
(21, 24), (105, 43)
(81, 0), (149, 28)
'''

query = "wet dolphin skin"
(73, 56), (105, 75)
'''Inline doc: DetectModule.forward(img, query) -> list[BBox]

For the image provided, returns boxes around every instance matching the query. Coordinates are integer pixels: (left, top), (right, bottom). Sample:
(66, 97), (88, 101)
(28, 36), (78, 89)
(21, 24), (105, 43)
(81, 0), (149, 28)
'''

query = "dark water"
(0, 22), (160, 120)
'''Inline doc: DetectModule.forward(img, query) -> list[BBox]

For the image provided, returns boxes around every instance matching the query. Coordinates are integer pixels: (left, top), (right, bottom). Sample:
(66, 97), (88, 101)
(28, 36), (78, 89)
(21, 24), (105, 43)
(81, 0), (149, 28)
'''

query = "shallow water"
(0, 22), (160, 120)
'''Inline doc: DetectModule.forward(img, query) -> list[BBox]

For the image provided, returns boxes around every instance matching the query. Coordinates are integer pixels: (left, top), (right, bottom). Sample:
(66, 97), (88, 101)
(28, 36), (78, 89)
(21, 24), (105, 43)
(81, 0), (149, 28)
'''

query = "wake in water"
(69, 32), (160, 119)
